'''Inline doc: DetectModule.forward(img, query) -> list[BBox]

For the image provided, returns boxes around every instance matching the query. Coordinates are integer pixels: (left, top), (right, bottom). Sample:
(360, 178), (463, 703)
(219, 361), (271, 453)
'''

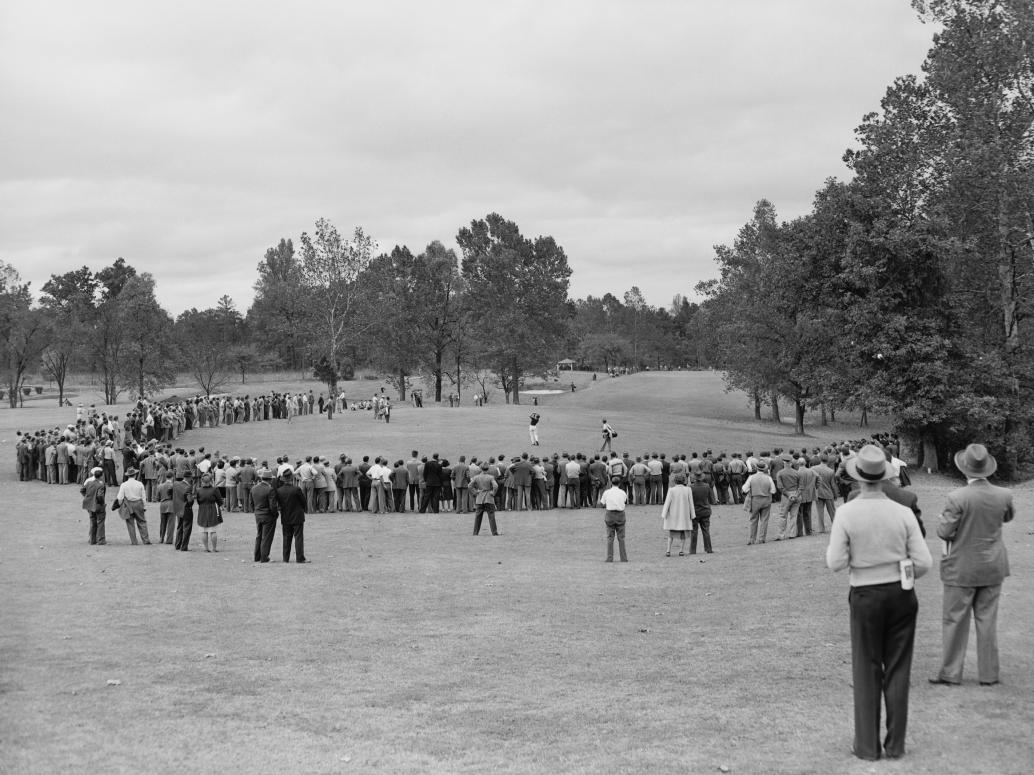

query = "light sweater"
(826, 492), (932, 587)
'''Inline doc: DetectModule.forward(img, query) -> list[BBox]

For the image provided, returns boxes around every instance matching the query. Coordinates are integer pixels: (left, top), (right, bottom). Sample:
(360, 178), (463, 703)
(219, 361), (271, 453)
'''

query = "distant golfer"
(599, 418), (616, 454)
(529, 412), (541, 446)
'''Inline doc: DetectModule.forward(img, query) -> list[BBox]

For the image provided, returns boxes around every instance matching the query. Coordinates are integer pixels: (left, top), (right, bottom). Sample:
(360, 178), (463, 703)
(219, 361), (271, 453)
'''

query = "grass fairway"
(2, 372), (1032, 774)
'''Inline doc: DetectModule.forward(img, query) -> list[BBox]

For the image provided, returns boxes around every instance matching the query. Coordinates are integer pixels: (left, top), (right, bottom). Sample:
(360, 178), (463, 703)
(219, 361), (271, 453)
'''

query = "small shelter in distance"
(556, 358), (576, 371)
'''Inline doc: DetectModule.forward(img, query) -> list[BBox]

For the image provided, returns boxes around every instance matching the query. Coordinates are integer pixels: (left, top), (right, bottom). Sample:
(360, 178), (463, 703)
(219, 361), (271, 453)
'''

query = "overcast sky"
(0, 1), (935, 316)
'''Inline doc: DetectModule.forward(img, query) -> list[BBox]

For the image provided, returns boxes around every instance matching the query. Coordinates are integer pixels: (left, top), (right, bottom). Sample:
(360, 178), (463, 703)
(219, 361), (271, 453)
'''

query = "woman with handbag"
(195, 473), (224, 552)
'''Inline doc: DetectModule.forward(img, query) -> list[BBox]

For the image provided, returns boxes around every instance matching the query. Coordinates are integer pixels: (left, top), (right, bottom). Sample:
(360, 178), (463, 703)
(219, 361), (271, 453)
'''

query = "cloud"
(0, 0), (934, 314)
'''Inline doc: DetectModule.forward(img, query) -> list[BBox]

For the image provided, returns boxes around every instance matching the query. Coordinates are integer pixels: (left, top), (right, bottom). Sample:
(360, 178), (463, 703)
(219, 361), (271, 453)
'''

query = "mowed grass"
(1, 371), (1032, 775)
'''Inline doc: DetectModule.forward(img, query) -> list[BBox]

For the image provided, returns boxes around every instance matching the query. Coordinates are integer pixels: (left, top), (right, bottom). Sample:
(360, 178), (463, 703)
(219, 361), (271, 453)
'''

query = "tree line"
(696, 0), (1033, 477)
(0, 213), (703, 415)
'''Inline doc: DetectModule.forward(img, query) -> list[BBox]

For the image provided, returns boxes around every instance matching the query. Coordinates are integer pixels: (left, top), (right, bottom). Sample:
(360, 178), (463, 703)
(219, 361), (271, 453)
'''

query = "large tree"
(298, 219), (377, 395)
(40, 265), (99, 405)
(174, 308), (232, 396)
(834, 0), (1034, 472)
(414, 240), (464, 402)
(0, 262), (51, 408)
(361, 245), (426, 400)
(248, 238), (307, 370)
(457, 213), (572, 404)
(119, 274), (175, 399)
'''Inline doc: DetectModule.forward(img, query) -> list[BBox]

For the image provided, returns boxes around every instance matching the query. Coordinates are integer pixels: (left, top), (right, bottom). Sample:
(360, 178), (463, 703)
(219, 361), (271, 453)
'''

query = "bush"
(22, 387), (31, 396)
(35, 386), (43, 395)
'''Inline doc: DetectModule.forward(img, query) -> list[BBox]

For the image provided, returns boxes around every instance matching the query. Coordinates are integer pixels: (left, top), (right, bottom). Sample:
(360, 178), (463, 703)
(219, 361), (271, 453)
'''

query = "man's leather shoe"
(928, 677), (960, 685)
(979, 681), (999, 686)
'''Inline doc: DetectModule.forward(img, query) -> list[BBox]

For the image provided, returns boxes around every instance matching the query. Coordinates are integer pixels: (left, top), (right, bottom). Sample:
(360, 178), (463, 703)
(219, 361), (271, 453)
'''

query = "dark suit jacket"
(172, 480), (195, 519)
(252, 481), (279, 523)
(276, 484), (307, 525)
(512, 460), (534, 487)
(423, 459), (444, 487)
(796, 467), (818, 501)
(937, 479), (1013, 586)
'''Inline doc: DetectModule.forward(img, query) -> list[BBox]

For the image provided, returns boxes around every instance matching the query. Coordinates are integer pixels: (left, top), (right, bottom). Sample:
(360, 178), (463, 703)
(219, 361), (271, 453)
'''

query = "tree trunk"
(794, 400), (805, 435)
(830, 406), (836, 422)
(820, 402), (827, 426)
(512, 358), (521, 405)
(859, 406), (869, 427)
(770, 392), (781, 424)
(753, 390), (762, 420)
(434, 350), (443, 403)
(455, 355), (462, 401)
(398, 368), (407, 401)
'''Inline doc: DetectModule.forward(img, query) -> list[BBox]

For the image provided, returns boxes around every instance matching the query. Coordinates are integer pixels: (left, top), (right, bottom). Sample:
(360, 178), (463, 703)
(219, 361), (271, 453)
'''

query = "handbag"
(110, 498), (120, 513)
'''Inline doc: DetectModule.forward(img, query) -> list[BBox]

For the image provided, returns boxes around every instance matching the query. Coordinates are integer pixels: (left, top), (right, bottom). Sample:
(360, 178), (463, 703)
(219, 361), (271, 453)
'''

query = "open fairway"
(2, 372), (1032, 774)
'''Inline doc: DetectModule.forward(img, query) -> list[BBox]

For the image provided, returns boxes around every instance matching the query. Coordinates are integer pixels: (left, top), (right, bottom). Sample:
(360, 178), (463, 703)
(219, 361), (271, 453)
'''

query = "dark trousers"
(174, 514), (193, 550)
(419, 486), (441, 513)
(408, 483), (419, 510)
(103, 459), (117, 486)
(88, 511), (106, 544)
(393, 488), (406, 512)
(605, 511), (627, 561)
(159, 512), (175, 544)
(730, 474), (744, 504)
(848, 583), (918, 760)
(359, 482), (371, 510)
(282, 522), (305, 562)
(254, 518), (276, 562)
(473, 503), (498, 535)
(690, 517), (712, 554)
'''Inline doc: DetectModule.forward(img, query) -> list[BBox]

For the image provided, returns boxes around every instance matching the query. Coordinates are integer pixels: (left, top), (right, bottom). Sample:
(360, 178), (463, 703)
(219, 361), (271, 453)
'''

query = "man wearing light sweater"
(826, 444), (932, 762)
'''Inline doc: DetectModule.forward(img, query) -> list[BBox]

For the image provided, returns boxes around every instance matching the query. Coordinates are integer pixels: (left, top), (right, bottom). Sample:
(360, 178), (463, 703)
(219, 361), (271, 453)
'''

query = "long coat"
(195, 486), (223, 528)
(661, 485), (694, 532)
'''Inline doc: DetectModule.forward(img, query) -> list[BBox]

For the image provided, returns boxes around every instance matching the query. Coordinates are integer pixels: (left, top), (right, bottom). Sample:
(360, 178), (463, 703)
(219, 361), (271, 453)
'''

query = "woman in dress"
(195, 473), (224, 552)
(660, 472), (694, 556)
(440, 459), (454, 511)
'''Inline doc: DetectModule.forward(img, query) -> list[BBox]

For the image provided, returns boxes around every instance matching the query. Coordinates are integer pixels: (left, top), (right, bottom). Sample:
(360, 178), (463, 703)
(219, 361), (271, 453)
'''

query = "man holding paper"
(826, 444), (932, 762)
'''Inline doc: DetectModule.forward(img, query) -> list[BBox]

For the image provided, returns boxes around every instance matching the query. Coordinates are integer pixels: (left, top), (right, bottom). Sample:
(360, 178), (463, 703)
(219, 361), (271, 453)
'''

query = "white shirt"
(598, 485), (628, 511)
(117, 478), (146, 502)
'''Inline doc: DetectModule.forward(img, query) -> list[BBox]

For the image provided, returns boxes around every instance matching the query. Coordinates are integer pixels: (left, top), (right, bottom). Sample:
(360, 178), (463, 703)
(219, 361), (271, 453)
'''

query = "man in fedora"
(929, 443), (1015, 687)
(827, 444), (931, 761)
(80, 467), (107, 545)
(742, 460), (776, 544)
(251, 467), (279, 563)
